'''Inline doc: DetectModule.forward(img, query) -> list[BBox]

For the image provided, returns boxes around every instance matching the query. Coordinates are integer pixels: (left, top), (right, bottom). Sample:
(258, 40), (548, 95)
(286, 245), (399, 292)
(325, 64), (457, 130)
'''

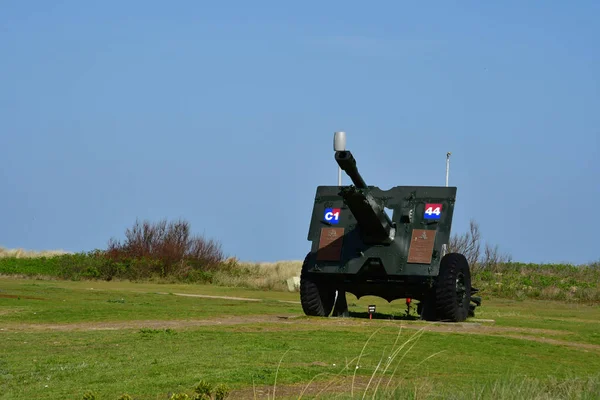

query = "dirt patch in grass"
(399, 321), (600, 352)
(0, 308), (25, 316)
(528, 316), (600, 324)
(158, 291), (301, 304)
(0, 314), (302, 332)
(416, 322), (570, 337)
(226, 317), (600, 352)
(3, 312), (598, 352)
(499, 335), (600, 352)
(271, 316), (569, 336)
(154, 292), (263, 302)
(419, 324), (600, 351)
(0, 293), (46, 300)
(299, 318), (600, 351)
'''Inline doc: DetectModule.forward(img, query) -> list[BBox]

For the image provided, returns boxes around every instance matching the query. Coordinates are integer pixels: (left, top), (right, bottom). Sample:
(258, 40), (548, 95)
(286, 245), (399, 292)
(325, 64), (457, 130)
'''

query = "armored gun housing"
(300, 149), (481, 322)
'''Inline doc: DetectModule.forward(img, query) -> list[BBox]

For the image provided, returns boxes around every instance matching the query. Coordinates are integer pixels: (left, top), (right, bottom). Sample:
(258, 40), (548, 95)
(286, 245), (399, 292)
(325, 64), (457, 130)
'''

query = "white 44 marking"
(425, 206), (441, 216)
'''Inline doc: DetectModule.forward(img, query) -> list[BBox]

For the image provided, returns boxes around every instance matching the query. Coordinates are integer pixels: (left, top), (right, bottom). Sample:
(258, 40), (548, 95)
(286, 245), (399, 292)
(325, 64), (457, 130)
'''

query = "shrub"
(13, 218), (232, 283)
(448, 219), (512, 274)
(214, 383), (230, 400)
(105, 219), (225, 278)
(194, 380), (213, 397)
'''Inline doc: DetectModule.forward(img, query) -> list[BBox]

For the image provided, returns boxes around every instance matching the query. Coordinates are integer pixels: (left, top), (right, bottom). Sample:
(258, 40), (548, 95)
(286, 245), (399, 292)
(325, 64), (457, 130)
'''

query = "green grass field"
(1, 277), (599, 399)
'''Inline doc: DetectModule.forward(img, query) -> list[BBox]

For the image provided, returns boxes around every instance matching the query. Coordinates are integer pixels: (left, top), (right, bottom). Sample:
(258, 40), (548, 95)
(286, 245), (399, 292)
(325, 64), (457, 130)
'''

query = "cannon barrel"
(335, 150), (395, 244)
(335, 151), (367, 189)
(340, 187), (395, 244)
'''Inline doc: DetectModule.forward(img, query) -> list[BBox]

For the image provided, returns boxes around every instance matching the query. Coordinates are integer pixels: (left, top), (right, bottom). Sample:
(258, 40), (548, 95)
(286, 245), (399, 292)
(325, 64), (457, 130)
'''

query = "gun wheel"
(435, 253), (472, 322)
(300, 253), (336, 317)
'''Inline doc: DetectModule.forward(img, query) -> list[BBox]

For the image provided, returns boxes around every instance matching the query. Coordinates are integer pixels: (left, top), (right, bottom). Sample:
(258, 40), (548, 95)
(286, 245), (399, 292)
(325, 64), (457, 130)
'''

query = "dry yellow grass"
(0, 247), (71, 259)
(214, 259), (303, 291)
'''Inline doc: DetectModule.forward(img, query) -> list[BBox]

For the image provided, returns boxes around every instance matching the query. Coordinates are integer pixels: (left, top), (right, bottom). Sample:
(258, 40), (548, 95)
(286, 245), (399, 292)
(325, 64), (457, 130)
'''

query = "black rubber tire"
(300, 253), (336, 317)
(435, 253), (472, 322)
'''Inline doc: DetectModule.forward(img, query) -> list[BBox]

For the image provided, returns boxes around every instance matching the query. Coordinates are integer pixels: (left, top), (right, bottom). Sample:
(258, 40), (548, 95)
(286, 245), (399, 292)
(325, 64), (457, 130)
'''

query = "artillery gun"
(300, 142), (481, 322)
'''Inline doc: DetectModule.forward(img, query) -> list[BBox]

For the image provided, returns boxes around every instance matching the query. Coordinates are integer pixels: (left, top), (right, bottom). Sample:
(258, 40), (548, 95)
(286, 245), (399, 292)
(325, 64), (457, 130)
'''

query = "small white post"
(334, 131), (346, 186)
(442, 151), (451, 257)
(445, 152), (451, 187)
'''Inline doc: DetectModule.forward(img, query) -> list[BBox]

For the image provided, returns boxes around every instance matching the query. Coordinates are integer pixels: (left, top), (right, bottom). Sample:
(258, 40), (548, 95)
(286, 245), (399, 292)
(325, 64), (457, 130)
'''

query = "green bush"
(194, 380), (212, 397)
(214, 383), (230, 400)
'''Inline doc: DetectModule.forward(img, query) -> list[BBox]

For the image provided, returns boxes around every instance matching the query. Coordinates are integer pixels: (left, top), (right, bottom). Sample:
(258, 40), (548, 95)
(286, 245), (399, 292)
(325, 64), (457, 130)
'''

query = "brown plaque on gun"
(316, 227), (344, 261)
(407, 229), (436, 264)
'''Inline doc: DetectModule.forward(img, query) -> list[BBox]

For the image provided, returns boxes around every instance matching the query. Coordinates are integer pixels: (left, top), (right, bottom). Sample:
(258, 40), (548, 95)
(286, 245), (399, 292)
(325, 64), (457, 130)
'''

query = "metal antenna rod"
(445, 152), (451, 187)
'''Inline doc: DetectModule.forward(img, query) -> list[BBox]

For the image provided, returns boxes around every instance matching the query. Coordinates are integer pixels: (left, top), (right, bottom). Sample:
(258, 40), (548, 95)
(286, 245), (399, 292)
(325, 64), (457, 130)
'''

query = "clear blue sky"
(1, 1), (598, 265)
